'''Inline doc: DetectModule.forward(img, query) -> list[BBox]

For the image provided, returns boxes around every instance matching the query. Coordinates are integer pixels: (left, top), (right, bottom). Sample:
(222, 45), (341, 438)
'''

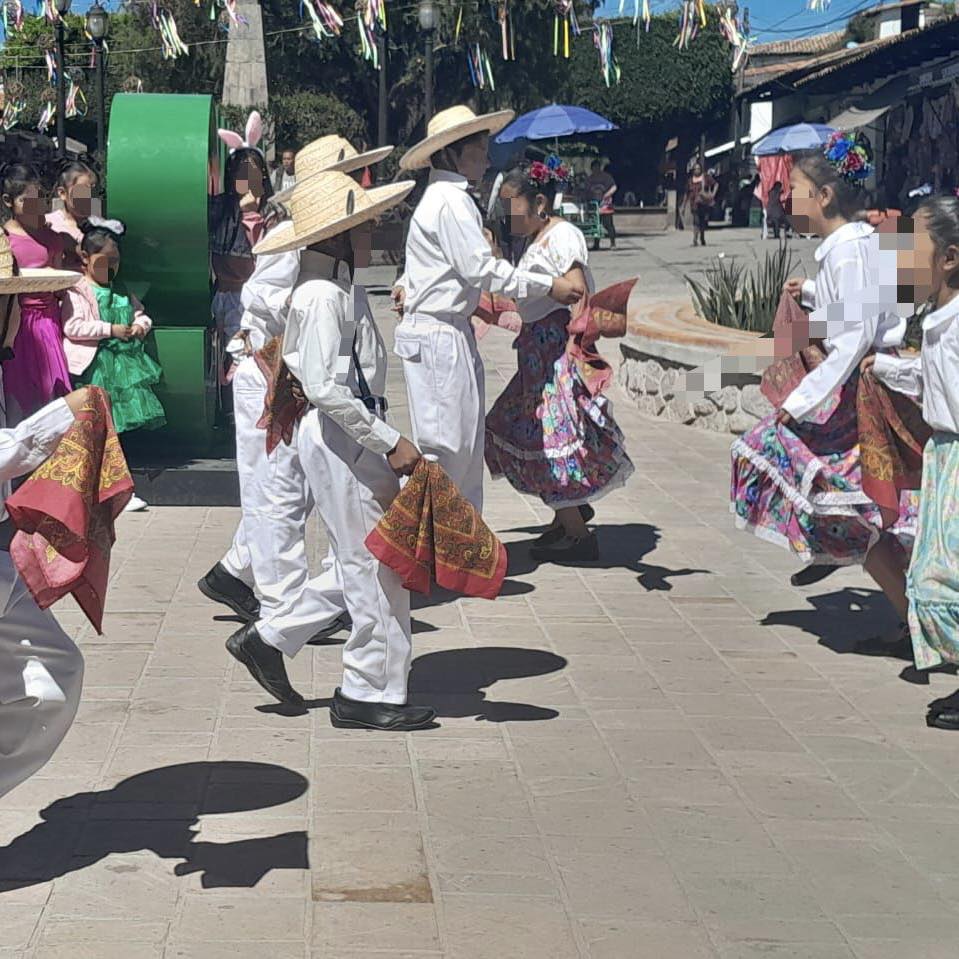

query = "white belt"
(401, 312), (472, 333)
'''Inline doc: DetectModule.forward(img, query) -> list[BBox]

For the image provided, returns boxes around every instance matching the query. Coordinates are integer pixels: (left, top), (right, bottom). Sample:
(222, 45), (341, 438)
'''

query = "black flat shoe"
(226, 623), (303, 707)
(308, 612), (352, 646)
(927, 709), (959, 730)
(198, 562), (260, 621)
(530, 532), (599, 564)
(330, 688), (436, 731)
(790, 564), (839, 588)
(533, 504), (596, 547)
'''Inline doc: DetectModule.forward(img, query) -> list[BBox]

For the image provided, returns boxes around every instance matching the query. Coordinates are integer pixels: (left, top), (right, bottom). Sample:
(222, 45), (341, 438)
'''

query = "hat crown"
(288, 170), (373, 227)
(0, 233), (13, 281)
(296, 135), (360, 180)
(427, 106), (480, 139)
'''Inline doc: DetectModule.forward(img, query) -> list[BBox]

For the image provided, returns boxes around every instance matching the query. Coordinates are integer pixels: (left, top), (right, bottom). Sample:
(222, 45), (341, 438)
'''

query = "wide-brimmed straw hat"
(253, 170), (415, 256)
(273, 136), (394, 203)
(0, 232), (79, 294)
(399, 105), (514, 172)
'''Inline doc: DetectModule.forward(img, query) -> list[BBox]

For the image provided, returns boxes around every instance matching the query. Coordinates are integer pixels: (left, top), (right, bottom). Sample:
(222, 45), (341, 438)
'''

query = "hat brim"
(273, 145), (396, 204)
(399, 110), (515, 171)
(252, 181), (416, 256)
(0, 268), (81, 294)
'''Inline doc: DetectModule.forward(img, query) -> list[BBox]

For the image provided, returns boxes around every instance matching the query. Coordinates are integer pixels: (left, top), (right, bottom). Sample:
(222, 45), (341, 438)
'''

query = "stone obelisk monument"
(222, 0), (269, 110)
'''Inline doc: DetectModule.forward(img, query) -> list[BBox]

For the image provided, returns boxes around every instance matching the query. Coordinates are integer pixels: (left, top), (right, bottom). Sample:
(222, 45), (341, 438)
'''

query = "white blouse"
(800, 220), (875, 311)
(515, 220), (595, 325)
(873, 295), (959, 435)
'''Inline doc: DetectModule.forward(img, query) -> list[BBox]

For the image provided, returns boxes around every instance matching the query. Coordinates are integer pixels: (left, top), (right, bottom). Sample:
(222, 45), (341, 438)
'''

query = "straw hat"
(0, 232), (79, 294)
(253, 170), (415, 256)
(273, 136), (394, 203)
(399, 105), (515, 172)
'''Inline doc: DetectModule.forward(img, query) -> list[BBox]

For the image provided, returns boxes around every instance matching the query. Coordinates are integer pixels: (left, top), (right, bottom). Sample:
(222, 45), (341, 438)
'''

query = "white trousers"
(0, 553), (83, 800)
(295, 410), (412, 703)
(224, 356), (346, 649)
(394, 314), (486, 512)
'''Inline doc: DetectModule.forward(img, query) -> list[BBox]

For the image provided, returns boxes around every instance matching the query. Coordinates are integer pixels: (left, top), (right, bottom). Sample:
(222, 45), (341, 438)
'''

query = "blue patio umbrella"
(496, 104), (618, 144)
(751, 122), (835, 156)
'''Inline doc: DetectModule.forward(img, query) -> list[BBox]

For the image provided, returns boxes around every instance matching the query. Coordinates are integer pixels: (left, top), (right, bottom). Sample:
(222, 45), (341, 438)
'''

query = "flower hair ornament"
(86, 216), (125, 236)
(217, 110), (264, 155)
(823, 130), (873, 186)
(528, 154), (571, 189)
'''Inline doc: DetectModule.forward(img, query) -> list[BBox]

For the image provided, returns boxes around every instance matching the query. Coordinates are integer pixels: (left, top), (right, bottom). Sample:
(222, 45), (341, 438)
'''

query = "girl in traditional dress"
(0, 164), (72, 423)
(730, 132), (918, 634)
(867, 197), (959, 727)
(46, 160), (98, 271)
(485, 159), (634, 563)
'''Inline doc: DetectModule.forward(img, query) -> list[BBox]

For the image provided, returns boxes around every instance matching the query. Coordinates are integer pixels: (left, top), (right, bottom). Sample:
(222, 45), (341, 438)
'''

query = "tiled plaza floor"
(4, 245), (959, 958)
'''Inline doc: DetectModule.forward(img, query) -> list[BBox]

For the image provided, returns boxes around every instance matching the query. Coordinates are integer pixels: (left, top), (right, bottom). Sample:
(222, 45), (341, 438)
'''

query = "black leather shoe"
(226, 623), (303, 707)
(927, 709), (959, 731)
(198, 563), (260, 621)
(533, 505), (595, 547)
(530, 532), (599, 564)
(330, 688), (436, 731)
(790, 564), (838, 588)
(308, 612), (352, 646)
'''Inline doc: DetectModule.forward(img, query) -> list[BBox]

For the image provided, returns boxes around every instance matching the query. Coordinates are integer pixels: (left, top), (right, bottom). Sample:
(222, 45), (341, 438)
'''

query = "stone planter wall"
(618, 340), (774, 435)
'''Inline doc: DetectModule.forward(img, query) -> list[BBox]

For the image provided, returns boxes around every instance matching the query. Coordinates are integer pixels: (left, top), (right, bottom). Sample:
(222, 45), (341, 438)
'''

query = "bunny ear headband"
(217, 110), (264, 155)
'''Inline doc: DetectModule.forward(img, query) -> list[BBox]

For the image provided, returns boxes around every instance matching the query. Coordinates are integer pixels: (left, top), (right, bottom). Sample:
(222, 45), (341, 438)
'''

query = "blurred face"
(453, 134), (490, 184)
(692, 164), (702, 177)
(282, 150), (296, 174)
(4, 183), (47, 230)
(889, 212), (943, 308)
(58, 172), (97, 220)
(234, 157), (265, 198)
(787, 167), (830, 234)
(500, 183), (546, 238)
(350, 221), (373, 270)
(82, 237), (121, 286)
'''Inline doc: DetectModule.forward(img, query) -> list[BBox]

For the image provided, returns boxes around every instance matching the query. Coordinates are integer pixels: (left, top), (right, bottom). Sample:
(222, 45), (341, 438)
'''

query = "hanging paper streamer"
(357, 0), (387, 68)
(696, 0), (707, 27)
(674, 0), (699, 50)
(553, 0), (580, 59)
(593, 22), (620, 87)
(807, 0), (830, 10)
(1, 0), (24, 39)
(41, 0), (58, 22)
(221, 0), (247, 30)
(454, 2), (463, 42)
(466, 42), (495, 91)
(37, 86), (56, 132)
(1, 80), (25, 131)
(152, 4), (190, 59)
(718, 4), (749, 72)
(44, 49), (56, 84)
(64, 74), (87, 119)
(302, 0), (343, 39)
(496, 1), (514, 61)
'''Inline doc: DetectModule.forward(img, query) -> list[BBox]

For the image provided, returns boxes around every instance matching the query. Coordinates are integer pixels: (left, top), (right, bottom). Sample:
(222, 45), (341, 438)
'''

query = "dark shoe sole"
(927, 711), (959, 730)
(198, 576), (259, 622)
(329, 706), (436, 732)
(225, 634), (303, 707)
(534, 505), (596, 547)
(790, 565), (839, 588)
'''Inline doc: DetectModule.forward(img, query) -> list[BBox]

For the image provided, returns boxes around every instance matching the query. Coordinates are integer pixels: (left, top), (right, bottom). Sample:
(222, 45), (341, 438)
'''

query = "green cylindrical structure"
(107, 93), (221, 451)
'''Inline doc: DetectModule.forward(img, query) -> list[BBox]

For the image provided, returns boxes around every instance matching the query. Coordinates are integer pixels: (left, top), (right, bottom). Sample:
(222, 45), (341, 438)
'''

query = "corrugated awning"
(826, 75), (910, 130)
(827, 103), (894, 130)
(704, 136), (751, 158)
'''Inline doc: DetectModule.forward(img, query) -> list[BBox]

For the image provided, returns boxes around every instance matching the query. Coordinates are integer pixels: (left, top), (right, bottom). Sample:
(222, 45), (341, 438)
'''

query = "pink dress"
(5, 228), (72, 421)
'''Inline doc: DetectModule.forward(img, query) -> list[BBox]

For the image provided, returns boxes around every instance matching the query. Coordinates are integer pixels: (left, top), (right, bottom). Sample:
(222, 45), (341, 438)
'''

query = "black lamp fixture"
(417, 0), (438, 122)
(86, 1), (110, 163)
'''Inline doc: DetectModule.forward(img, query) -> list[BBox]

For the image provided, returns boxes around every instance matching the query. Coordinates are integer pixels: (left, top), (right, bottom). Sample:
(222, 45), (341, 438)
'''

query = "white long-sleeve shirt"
(401, 170), (552, 320)
(239, 250), (302, 351)
(0, 397), (75, 522)
(782, 229), (907, 422)
(873, 295), (959, 435)
(282, 253), (400, 455)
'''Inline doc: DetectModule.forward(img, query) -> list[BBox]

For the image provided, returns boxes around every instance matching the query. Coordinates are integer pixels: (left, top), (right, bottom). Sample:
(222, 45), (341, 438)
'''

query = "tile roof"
(750, 30), (847, 58)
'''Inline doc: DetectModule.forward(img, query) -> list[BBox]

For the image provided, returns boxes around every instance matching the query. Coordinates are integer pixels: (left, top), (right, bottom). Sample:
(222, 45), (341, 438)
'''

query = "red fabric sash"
(6, 387), (133, 633)
(365, 459), (507, 600)
(254, 335), (308, 456)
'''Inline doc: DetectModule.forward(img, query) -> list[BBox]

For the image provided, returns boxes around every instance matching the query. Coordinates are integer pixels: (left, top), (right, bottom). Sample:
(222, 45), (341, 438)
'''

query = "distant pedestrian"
(585, 160), (617, 250)
(685, 162), (717, 247)
(766, 181), (790, 239)
(271, 148), (296, 194)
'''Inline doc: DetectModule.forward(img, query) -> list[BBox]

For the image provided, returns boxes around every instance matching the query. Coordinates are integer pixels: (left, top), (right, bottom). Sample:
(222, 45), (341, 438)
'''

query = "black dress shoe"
(927, 709), (959, 731)
(533, 505), (596, 547)
(790, 564), (838, 588)
(330, 688), (436, 731)
(530, 532), (599, 564)
(226, 623), (303, 707)
(198, 562), (260, 621)
(308, 612), (352, 646)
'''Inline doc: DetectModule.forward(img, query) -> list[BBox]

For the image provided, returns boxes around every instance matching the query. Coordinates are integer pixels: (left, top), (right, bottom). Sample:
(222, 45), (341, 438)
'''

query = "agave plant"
(686, 244), (799, 334)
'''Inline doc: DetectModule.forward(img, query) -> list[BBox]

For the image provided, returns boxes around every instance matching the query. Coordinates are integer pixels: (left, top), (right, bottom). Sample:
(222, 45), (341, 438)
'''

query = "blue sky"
(596, 0), (880, 41)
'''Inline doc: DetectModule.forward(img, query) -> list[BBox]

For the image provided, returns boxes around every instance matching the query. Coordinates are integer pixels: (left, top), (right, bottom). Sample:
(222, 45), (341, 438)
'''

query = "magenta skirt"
(3, 301), (72, 421)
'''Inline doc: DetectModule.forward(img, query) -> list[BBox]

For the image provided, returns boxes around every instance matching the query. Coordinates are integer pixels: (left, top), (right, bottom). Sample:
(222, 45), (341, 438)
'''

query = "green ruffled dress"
(76, 283), (166, 434)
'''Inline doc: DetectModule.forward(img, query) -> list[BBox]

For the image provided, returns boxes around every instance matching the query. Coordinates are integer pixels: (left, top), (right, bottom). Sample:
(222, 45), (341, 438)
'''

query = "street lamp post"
(85, 1), (109, 163)
(418, 0), (438, 122)
(54, 0), (71, 158)
(376, 27), (388, 149)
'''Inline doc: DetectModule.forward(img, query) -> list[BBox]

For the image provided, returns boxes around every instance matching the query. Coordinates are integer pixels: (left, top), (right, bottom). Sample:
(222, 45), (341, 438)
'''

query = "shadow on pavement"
(505, 521), (710, 592)
(411, 577), (534, 611)
(0, 762), (308, 893)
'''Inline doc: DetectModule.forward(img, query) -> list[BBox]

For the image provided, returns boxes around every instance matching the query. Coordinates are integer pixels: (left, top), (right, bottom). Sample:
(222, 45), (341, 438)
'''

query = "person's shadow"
(505, 521), (709, 592)
(0, 762), (308, 892)
(408, 646), (567, 722)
